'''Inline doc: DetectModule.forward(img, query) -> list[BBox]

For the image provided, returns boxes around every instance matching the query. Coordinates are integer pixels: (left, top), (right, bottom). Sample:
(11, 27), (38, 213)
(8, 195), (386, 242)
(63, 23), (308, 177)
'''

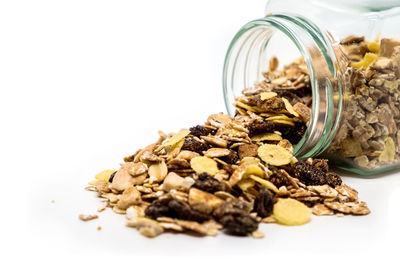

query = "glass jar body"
(223, 0), (400, 174)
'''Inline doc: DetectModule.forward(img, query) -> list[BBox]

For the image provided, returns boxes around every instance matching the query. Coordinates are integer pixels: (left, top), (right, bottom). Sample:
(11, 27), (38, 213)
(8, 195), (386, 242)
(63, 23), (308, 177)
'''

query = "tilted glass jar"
(223, 0), (400, 175)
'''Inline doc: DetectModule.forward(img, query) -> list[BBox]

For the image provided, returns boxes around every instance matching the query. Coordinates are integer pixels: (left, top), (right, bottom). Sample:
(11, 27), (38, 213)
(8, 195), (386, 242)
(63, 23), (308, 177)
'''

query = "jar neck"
(223, 14), (346, 159)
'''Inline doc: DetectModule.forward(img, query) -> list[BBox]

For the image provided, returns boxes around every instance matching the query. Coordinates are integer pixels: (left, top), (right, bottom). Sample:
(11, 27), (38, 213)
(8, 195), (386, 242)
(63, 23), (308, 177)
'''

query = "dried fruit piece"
(189, 125), (215, 137)
(193, 173), (226, 193)
(251, 132), (282, 142)
(253, 187), (274, 218)
(248, 175), (278, 193)
(282, 97), (299, 117)
(257, 144), (292, 166)
(351, 52), (378, 69)
(155, 129), (190, 152)
(95, 169), (116, 182)
(190, 156), (219, 176)
(219, 214), (258, 236)
(273, 198), (311, 226)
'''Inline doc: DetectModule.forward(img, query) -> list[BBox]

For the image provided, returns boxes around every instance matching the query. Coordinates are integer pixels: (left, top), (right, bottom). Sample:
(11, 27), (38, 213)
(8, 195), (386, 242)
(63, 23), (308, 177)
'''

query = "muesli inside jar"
(230, 35), (400, 173)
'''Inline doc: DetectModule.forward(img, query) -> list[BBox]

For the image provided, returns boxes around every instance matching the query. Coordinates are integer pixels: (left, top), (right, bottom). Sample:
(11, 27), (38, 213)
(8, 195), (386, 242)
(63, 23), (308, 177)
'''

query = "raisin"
(145, 198), (173, 219)
(248, 120), (275, 136)
(253, 187), (274, 218)
(145, 198), (211, 222)
(276, 122), (306, 144)
(213, 201), (252, 218)
(312, 159), (329, 173)
(168, 199), (211, 222)
(194, 173), (226, 193)
(108, 171), (117, 183)
(293, 161), (327, 185)
(219, 214), (258, 236)
(326, 172), (342, 187)
(189, 125), (216, 137)
(220, 150), (239, 164)
(181, 137), (209, 153)
(269, 170), (290, 187)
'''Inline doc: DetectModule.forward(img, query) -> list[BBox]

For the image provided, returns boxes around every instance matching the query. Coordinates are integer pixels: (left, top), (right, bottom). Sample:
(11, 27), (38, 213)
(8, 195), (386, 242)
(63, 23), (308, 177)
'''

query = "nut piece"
(127, 162), (148, 177)
(203, 148), (231, 158)
(148, 160), (168, 182)
(188, 188), (224, 211)
(258, 144), (293, 166)
(273, 198), (311, 226)
(79, 214), (99, 221)
(190, 156), (219, 176)
(117, 185), (141, 210)
(162, 172), (185, 191)
(111, 168), (133, 192)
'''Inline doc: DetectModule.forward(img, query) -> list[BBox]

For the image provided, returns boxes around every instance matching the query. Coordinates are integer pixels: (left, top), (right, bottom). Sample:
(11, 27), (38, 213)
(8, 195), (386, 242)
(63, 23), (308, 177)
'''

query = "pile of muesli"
(83, 97), (370, 238)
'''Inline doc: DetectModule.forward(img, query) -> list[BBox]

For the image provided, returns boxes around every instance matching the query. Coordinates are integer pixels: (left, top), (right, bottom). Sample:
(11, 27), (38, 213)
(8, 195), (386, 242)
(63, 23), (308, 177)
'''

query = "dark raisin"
(168, 200), (211, 222)
(312, 159), (329, 173)
(248, 120), (275, 136)
(181, 137), (209, 153)
(219, 214), (258, 236)
(326, 172), (342, 187)
(213, 201), (252, 218)
(276, 122), (306, 145)
(145, 198), (173, 219)
(189, 125), (216, 137)
(108, 171), (117, 183)
(293, 161), (327, 185)
(220, 150), (239, 164)
(269, 170), (290, 187)
(194, 173), (226, 193)
(253, 187), (274, 218)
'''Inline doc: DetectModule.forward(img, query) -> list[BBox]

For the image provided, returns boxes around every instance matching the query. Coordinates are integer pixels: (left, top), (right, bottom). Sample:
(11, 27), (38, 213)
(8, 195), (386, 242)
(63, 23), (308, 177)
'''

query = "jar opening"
(223, 15), (343, 159)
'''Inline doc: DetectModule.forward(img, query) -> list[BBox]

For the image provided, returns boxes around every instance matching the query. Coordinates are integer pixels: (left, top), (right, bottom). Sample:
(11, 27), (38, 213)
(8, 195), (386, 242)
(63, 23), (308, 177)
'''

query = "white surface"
(1, 1), (399, 266)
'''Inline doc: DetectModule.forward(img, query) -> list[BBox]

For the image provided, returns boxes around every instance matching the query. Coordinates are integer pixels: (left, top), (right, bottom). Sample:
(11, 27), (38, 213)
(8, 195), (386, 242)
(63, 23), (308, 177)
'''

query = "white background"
(1, 1), (399, 266)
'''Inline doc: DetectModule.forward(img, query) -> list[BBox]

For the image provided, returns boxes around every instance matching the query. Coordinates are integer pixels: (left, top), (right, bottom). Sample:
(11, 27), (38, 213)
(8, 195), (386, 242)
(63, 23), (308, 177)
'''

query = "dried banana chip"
(251, 132), (282, 142)
(190, 156), (219, 176)
(260, 92), (277, 100)
(257, 144), (292, 166)
(273, 198), (311, 226)
(244, 164), (265, 178)
(282, 98), (299, 117)
(155, 129), (190, 153)
(379, 137), (395, 162)
(248, 175), (278, 193)
(95, 169), (116, 182)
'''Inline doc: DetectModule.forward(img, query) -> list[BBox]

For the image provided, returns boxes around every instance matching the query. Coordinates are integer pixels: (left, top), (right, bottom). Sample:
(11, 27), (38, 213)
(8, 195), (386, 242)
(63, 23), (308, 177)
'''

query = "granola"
(84, 113), (369, 238)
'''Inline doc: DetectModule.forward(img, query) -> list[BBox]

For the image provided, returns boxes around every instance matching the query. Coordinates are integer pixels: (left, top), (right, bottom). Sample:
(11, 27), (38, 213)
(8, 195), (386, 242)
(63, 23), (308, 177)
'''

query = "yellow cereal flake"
(155, 129), (190, 152)
(190, 156), (219, 176)
(265, 115), (291, 121)
(273, 198), (311, 226)
(244, 164), (265, 178)
(260, 92), (278, 100)
(367, 41), (380, 53)
(270, 119), (295, 126)
(237, 178), (256, 191)
(251, 132), (282, 142)
(282, 98), (299, 117)
(257, 144), (292, 166)
(248, 175), (278, 193)
(95, 169), (116, 182)
(379, 137), (395, 162)
(351, 52), (378, 69)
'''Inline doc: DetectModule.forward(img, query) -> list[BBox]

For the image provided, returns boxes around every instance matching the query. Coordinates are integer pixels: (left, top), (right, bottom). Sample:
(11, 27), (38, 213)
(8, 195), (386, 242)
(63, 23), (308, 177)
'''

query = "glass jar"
(223, 0), (400, 175)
